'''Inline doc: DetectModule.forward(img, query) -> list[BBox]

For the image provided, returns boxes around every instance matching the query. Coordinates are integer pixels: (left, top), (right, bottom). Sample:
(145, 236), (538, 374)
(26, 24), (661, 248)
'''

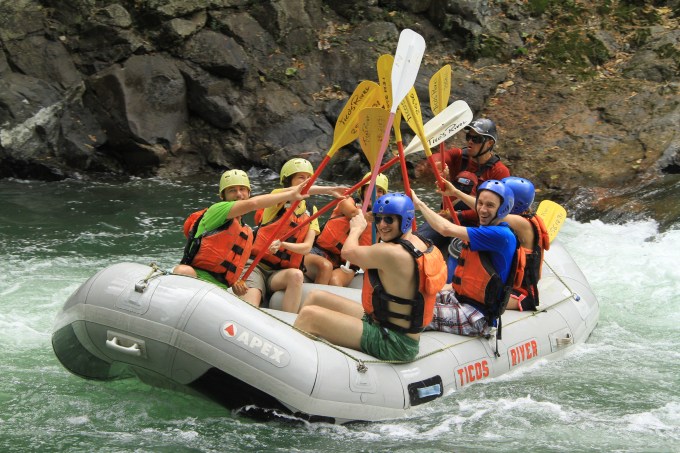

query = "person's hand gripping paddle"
(340, 107), (390, 273)
(240, 80), (381, 281)
(400, 87), (461, 225)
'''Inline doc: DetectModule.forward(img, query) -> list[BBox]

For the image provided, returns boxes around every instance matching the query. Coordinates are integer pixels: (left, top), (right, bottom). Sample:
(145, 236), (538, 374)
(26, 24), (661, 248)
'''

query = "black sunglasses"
(374, 215), (396, 225)
(465, 132), (485, 144)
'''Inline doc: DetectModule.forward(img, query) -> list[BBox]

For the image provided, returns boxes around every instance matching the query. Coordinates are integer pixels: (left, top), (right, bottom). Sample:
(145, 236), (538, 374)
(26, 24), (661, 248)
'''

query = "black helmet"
(465, 118), (498, 144)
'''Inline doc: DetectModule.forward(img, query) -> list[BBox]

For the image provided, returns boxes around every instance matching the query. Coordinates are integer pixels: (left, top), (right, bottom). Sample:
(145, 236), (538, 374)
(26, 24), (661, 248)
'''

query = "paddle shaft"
(426, 154), (460, 225)
(280, 156), (400, 241)
(361, 113), (395, 213)
(240, 155), (331, 281)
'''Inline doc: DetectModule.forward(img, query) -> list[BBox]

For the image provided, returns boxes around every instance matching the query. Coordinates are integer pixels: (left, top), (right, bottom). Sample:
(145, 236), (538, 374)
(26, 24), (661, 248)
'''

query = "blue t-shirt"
(466, 222), (517, 284)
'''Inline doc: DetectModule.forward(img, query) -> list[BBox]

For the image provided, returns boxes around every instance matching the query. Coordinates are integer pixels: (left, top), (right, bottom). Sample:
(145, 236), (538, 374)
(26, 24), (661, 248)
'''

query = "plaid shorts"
(426, 290), (491, 337)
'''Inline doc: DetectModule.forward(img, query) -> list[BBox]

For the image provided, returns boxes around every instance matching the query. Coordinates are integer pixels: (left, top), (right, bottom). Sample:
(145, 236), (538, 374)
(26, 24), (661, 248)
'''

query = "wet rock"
(181, 29), (249, 81)
(83, 55), (188, 174)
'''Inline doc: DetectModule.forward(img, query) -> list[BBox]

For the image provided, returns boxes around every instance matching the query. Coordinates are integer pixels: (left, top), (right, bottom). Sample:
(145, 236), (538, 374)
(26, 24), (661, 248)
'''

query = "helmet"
(448, 237), (464, 259)
(362, 172), (389, 193)
(218, 169), (251, 195)
(464, 118), (498, 144)
(372, 192), (415, 235)
(453, 171), (478, 195)
(280, 158), (314, 186)
(477, 179), (514, 220)
(502, 176), (535, 214)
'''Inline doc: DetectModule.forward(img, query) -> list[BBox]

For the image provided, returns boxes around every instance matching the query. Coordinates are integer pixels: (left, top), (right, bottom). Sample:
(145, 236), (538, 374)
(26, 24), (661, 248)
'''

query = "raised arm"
(228, 182), (310, 218)
(439, 179), (475, 209)
(411, 189), (470, 242)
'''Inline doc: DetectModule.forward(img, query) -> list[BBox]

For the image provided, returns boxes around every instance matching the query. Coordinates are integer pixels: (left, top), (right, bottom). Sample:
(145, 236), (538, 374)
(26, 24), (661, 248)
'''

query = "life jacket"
(513, 214), (551, 310)
(315, 199), (373, 261)
(460, 147), (501, 179)
(251, 206), (311, 270)
(180, 208), (253, 287)
(361, 234), (447, 334)
(452, 225), (525, 339)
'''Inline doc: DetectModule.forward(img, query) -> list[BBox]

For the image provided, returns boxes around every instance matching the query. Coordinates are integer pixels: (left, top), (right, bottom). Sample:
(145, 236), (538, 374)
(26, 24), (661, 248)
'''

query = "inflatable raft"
(52, 240), (599, 424)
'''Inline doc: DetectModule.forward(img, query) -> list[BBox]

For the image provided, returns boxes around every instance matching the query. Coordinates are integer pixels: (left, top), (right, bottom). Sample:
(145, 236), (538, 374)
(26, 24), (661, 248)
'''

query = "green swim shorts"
(360, 315), (420, 362)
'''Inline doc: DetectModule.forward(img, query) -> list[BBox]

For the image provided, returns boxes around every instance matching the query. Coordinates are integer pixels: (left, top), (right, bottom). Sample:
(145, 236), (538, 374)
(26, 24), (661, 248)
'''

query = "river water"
(1, 174), (678, 452)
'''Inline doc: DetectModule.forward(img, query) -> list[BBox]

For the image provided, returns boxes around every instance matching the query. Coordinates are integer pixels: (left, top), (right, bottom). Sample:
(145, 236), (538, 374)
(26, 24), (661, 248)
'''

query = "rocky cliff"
(1, 0), (679, 228)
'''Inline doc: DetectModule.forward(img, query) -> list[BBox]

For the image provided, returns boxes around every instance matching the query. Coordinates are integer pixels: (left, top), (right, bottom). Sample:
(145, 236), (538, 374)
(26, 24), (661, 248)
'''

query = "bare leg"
(295, 290), (365, 349)
(240, 288), (262, 308)
(172, 265), (197, 277)
(329, 268), (357, 287)
(269, 268), (304, 313)
(303, 254), (333, 284)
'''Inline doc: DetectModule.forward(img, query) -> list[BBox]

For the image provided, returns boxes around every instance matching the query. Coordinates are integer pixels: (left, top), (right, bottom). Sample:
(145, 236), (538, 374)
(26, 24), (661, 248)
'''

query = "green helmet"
(363, 172), (389, 193)
(280, 158), (314, 186)
(218, 169), (251, 196)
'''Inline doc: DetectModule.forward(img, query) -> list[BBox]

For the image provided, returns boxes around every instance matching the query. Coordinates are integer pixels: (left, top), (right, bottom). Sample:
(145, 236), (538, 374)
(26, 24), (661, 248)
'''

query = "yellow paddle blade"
(399, 87), (432, 156)
(536, 200), (567, 243)
(429, 64), (452, 116)
(377, 54), (404, 145)
(330, 80), (381, 157)
(358, 107), (390, 170)
(377, 54), (394, 108)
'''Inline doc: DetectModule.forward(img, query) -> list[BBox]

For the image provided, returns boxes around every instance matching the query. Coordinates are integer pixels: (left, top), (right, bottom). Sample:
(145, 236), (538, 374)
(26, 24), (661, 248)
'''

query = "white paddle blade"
(390, 29), (426, 113)
(402, 100), (473, 156)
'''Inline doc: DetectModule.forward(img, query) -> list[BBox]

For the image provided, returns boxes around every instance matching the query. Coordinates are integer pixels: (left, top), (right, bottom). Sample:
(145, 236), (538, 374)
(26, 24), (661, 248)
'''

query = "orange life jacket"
(513, 214), (550, 309)
(315, 201), (373, 260)
(452, 228), (525, 319)
(180, 208), (253, 287)
(361, 234), (447, 334)
(251, 207), (311, 270)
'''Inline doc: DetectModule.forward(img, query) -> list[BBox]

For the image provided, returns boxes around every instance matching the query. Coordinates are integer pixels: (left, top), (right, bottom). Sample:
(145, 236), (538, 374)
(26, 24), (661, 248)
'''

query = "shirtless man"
(294, 193), (446, 361)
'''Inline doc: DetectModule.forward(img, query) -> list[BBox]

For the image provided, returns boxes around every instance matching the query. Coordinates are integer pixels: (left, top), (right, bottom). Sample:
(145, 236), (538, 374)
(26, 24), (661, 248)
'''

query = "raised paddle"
(279, 104), (474, 240)
(279, 156), (402, 242)
(339, 106), (391, 272)
(377, 54), (412, 209)
(361, 28), (426, 213)
(536, 200), (567, 243)
(399, 87), (460, 225)
(402, 100), (473, 156)
(240, 80), (381, 281)
(429, 64), (452, 209)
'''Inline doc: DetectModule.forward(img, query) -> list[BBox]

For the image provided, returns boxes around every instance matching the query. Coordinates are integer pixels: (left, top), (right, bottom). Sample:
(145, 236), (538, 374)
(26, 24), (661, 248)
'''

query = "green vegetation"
(465, 34), (507, 61)
(527, 0), (586, 22)
(537, 30), (610, 77)
(612, 0), (661, 26)
(628, 27), (652, 49)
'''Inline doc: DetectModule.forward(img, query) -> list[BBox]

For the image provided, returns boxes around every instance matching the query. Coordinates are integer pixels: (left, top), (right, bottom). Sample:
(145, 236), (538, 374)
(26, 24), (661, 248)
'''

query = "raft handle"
(555, 334), (573, 347)
(106, 336), (142, 357)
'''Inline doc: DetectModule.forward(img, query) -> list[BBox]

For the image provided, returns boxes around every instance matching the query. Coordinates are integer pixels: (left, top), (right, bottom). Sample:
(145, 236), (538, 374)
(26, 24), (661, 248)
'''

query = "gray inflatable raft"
(52, 240), (599, 424)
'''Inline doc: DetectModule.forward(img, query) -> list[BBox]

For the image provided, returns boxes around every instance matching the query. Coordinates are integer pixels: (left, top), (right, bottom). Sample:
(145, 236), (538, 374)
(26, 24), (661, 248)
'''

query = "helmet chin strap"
(471, 138), (492, 158)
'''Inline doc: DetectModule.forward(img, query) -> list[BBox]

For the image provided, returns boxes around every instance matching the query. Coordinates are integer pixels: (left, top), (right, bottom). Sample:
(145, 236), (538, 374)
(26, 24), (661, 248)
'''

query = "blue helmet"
(372, 193), (415, 234)
(502, 176), (535, 214)
(477, 179), (514, 220)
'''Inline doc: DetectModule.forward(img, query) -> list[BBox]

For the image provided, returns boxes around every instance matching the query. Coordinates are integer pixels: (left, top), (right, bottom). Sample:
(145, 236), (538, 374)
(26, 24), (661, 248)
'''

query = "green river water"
(0, 174), (678, 452)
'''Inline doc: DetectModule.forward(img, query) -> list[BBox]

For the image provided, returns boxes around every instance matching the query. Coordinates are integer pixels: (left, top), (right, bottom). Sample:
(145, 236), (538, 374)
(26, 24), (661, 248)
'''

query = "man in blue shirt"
(411, 179), (516, 336)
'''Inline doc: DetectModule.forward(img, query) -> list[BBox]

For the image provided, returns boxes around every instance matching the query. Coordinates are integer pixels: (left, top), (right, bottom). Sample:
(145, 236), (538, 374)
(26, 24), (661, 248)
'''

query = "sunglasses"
(465, 132), (485, 144)
(373, 215), (396, 225)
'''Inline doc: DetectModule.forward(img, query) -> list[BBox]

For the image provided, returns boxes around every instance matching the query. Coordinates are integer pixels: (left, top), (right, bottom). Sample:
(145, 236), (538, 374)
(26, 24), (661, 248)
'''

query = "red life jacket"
(513, 214), (550, 310)
(180, 208), (253, 287)
(251, 207), (311, 270)
(452, 228), (525, 320)
(361, 234), (447, 334)
(315, 201), (373, 260)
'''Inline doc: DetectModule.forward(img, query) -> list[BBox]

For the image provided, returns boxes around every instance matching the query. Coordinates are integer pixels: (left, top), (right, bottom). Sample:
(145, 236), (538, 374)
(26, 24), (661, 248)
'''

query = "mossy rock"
(537, 30), (610, 77)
